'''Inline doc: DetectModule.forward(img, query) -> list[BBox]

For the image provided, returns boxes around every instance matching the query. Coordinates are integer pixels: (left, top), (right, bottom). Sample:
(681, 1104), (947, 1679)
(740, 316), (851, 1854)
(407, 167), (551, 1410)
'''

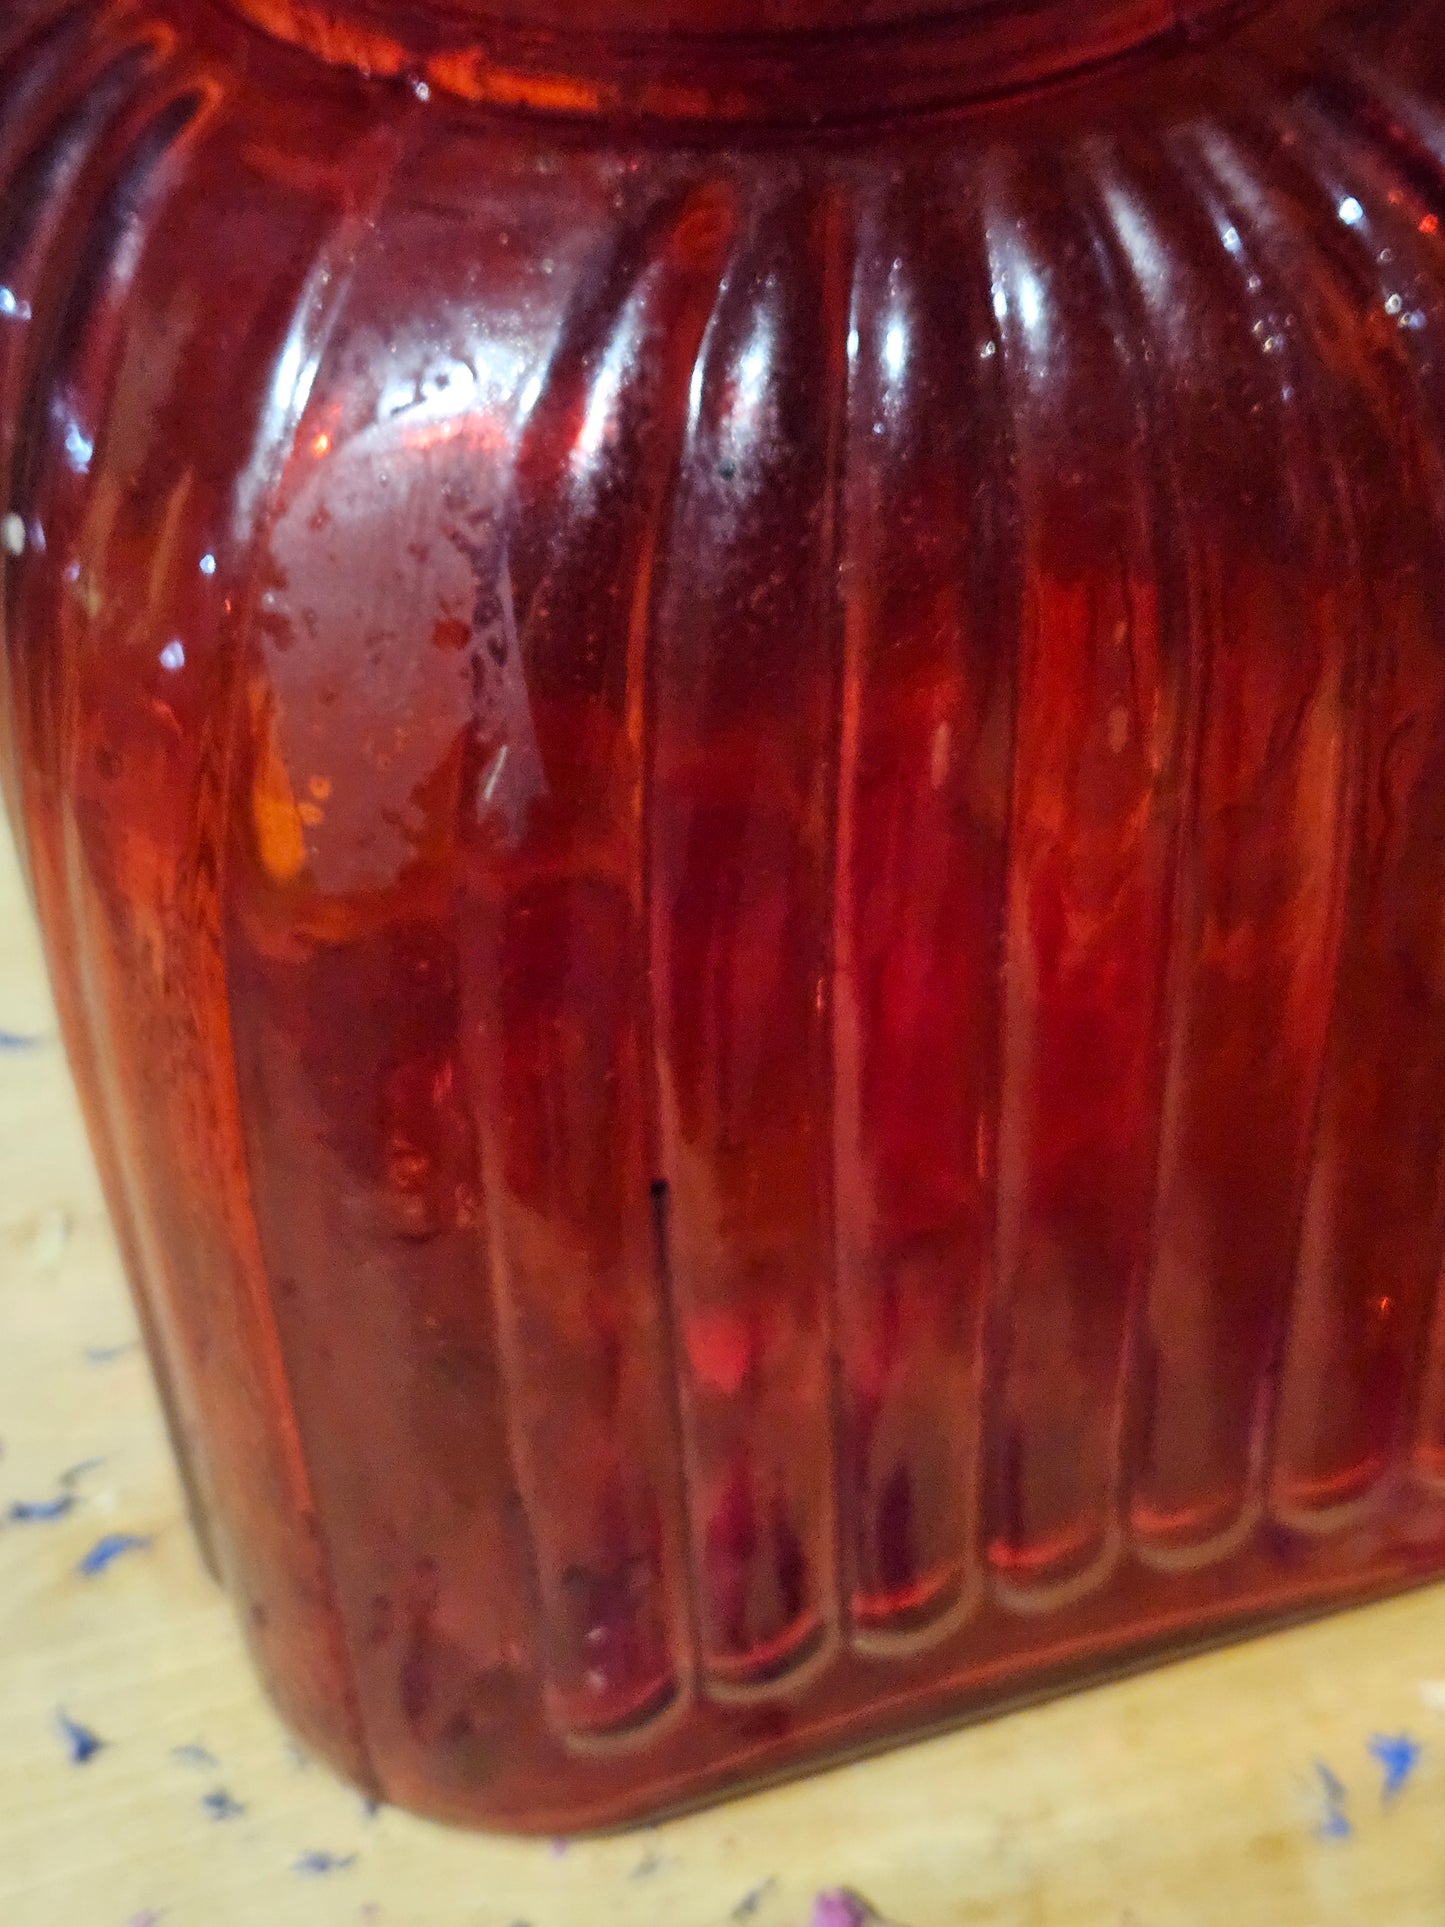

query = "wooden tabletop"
(2, 816), (1444, 1927)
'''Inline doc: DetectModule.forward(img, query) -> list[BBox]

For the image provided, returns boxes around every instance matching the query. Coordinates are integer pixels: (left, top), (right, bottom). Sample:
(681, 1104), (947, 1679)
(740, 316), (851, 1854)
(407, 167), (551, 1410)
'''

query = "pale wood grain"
(1, 819), (1442, 1927)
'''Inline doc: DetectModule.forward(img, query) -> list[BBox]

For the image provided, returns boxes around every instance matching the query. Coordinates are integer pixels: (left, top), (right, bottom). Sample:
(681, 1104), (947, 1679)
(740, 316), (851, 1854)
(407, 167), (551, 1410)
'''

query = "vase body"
(6, 0), (1445, 1833)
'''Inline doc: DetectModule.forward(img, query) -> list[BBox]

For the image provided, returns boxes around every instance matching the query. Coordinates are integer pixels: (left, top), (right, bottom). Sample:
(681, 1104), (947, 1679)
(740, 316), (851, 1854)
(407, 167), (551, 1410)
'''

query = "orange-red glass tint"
(5, 0), (1445, 1833)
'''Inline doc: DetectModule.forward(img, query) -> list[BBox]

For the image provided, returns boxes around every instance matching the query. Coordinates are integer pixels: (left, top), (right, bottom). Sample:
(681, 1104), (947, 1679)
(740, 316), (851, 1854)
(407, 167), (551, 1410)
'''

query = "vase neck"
(227, 0), (1259, 122)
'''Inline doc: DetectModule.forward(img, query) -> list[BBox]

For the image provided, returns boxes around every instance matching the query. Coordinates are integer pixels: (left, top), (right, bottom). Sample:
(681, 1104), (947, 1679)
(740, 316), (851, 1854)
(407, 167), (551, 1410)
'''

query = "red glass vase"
(5, 0), (1445, 1832)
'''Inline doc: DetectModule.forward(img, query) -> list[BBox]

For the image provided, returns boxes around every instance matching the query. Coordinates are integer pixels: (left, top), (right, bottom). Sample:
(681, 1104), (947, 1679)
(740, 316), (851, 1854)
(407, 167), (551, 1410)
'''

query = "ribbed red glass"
(5, 0), (1445, 1832)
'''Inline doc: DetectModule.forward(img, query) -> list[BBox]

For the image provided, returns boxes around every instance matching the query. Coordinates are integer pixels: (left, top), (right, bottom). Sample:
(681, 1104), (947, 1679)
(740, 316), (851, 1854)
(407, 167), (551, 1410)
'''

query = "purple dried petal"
(811, 1891), (887, 1927)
